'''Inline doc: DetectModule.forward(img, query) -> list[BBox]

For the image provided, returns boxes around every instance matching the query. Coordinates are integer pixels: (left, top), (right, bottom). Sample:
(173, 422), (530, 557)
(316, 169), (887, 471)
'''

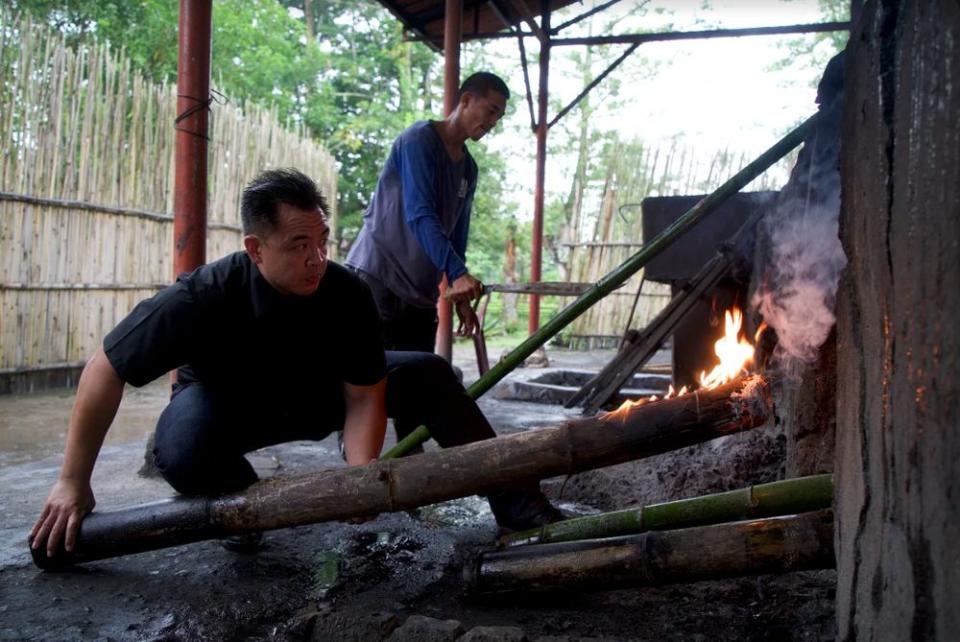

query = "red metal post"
(528, 6), (550, 334)
(435, 0), (461, 361)
(173, 0), (212, 278)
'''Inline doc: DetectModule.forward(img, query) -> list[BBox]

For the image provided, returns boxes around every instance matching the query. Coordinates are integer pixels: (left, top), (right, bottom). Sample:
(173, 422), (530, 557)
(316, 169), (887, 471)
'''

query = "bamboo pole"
(383, 114), (819, 458)
(31, 375), (771, 569)
(499, 474), (833, 548)
(464, 509), (834, 596)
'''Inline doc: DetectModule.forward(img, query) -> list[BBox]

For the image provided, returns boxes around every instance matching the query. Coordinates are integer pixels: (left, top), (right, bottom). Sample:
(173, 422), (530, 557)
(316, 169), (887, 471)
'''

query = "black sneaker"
(487, 487), (565, 532)
(220, 531), (264, 554)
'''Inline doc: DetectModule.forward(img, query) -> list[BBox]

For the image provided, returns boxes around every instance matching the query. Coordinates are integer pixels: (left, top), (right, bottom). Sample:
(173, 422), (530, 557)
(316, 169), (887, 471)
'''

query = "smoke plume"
(752, 189), (846, 364)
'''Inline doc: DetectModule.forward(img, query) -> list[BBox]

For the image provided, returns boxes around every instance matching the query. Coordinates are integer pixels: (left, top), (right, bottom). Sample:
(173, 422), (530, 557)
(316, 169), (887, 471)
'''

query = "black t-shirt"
(103, 253), (386, 416)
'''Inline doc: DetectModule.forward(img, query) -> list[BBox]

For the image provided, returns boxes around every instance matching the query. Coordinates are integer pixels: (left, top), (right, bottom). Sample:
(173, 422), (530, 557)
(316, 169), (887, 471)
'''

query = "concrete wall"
(835, 1), (960, 639)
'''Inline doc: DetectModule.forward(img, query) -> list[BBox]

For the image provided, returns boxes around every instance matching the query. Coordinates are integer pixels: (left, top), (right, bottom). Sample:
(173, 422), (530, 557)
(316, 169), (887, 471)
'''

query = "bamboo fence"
(0, 12), (337, 385)
(564, 139), (792, 345)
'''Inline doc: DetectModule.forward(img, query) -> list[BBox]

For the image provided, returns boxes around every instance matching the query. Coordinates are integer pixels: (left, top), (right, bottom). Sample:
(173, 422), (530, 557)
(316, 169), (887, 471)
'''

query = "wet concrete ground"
(0, 344), (835, 641)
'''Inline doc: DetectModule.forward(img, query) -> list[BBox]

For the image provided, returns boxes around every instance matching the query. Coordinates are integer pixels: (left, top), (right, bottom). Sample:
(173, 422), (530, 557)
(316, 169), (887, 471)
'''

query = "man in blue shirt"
(346, 72), (509, 351)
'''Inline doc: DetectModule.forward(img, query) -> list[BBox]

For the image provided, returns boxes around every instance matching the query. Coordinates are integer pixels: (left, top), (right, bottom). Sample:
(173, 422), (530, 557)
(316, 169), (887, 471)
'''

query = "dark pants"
(351, 268), (445, 442)
(154, 351), (494, 496)
(351, 268), (438, 352)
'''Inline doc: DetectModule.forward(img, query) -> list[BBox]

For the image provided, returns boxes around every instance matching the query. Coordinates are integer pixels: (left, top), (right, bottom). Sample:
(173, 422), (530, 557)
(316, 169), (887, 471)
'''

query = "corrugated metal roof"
(375, 0), (582, 50)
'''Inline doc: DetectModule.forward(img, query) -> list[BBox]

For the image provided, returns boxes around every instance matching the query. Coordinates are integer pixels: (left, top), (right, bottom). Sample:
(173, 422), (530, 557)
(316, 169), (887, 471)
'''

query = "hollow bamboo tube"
(32, 375), (771, 569)
(465, 509), (834, 596)
(499, 474), (833, 548)
(384, 113), (819, 458)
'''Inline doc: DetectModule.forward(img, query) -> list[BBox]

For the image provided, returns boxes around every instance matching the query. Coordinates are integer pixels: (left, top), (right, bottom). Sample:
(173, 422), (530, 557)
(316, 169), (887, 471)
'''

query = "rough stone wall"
(835, 1), (960, 640)
(782, 329), (837, 476)
(751, 53), (844, 478)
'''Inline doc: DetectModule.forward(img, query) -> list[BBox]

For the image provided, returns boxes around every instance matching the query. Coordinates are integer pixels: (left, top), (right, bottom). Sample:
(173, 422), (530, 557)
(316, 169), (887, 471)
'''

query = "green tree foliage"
(11, 0), (180, 74)
(283, 0), (443, 240)
(772, 0), (850, 83)
(12, 0), (453, 243)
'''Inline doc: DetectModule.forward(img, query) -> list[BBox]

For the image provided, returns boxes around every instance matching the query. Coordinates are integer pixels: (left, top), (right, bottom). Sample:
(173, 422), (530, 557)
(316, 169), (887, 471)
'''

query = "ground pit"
(0, 345), (834, 641)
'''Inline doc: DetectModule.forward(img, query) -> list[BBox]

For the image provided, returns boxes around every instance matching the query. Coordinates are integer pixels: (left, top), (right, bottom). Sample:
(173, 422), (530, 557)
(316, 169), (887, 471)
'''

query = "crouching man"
(30, 168), (560, 559)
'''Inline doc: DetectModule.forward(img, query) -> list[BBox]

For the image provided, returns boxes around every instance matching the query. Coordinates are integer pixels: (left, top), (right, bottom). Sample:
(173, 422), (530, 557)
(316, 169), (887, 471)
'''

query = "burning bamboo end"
(465, 510), (834, 596)
(32, 375), (772, 569)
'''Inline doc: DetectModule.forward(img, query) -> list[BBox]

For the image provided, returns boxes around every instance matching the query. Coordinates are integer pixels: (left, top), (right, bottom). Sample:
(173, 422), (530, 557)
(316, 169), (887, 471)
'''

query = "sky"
(464, 0), (847, 217)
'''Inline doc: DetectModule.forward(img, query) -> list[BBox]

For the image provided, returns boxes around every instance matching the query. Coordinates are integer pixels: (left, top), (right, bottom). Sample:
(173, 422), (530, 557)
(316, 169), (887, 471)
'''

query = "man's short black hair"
(459, 72), (510, 101)
(241, 168), (329, 236)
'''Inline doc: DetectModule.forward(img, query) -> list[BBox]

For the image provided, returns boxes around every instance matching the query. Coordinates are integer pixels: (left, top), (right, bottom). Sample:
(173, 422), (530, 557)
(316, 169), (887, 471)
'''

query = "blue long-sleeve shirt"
(346, 121), (478, 308)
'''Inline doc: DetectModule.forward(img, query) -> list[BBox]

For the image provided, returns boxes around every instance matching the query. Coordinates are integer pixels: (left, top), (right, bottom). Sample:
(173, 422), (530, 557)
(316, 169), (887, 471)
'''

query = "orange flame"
(604, 306), (757, 422)
(754, 320), (768, 344)
(698, 307), (754, 389)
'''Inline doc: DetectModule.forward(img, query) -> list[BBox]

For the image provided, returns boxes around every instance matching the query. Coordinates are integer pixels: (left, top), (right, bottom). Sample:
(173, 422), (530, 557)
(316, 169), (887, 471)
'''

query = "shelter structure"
(368, 0), (854, 353)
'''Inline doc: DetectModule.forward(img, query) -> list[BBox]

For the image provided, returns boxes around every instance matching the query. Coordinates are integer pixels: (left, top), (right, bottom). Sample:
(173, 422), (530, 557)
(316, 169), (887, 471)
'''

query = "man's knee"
(389, 351), (459, 385)
(153, 385), (255, 496)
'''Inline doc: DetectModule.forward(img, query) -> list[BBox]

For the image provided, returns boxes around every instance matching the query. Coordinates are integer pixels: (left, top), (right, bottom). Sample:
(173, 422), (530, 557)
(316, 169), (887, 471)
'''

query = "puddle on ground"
(0, 378), (169, 467)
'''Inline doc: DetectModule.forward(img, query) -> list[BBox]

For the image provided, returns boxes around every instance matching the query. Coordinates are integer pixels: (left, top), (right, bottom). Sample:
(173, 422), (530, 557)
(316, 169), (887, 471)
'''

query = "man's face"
(461, 90), (507, 141)
(244, 203), (329, 296)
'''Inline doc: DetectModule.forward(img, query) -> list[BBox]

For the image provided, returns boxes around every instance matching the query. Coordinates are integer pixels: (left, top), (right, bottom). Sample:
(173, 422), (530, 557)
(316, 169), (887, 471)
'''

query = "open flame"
(698, 307), (755, 389)
(605, 306), (756, 420)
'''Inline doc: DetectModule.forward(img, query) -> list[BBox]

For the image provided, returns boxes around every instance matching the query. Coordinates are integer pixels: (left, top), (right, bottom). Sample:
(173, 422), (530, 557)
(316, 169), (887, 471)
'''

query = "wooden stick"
(465, 510), (834, 596)
(31, 375), (771, 569)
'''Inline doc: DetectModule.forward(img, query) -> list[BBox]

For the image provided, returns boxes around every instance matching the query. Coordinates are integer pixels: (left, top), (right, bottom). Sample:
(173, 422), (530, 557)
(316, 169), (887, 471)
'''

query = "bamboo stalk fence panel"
(0, 11), (338, 375)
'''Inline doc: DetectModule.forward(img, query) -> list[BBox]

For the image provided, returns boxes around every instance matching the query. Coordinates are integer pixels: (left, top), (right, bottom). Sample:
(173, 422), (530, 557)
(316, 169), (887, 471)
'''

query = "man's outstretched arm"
(341, 378), (387, 466)
(30, 346), (125, 556)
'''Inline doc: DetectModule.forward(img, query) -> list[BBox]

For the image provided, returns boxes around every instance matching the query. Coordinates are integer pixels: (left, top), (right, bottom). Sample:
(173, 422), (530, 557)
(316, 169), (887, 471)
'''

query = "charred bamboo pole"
(499, 474), (833, 548)
(32, 375), (771, 569)
(465, 509), (834, 596)
(384, 113), (818, 458)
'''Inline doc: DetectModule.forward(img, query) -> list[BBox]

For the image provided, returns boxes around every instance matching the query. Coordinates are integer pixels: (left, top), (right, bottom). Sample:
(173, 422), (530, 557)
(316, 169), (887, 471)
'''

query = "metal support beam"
(504, 0), (547, 43)
(173, 0), (212, 278)
(435, 0), (462, 361)
(516, 32), (536, 131)
(548, 42), (639, 130)
(528, 3), (550, 333)
(552, 21), (850, 47)
(552, 0), (623, 33)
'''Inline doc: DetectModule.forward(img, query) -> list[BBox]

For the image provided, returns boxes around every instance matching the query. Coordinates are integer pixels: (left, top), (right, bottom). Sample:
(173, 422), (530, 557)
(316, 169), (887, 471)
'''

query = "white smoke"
(752, 190), (847, 364)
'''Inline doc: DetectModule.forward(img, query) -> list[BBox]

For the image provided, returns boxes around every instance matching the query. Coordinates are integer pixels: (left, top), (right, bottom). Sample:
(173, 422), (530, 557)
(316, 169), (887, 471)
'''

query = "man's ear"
(243, 234), (263, 265)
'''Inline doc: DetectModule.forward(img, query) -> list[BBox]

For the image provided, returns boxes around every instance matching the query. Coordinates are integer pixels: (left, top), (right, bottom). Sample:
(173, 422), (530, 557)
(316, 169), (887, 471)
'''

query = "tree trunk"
(466, 510), (834, 596)
(835, 1), (960, 639)
(33, 376), (771, 569)
(302, 0), (316, 40)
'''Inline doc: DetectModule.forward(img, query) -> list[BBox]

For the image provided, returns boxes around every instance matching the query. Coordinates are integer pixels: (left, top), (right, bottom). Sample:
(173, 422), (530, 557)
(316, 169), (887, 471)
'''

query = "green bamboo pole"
(499, 474), (833, 548)
(383, 113), (819, 459)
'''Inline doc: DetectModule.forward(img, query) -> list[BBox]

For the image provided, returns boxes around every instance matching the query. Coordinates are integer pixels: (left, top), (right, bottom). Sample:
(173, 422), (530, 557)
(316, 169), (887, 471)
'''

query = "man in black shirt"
(30, 168), (559, 558)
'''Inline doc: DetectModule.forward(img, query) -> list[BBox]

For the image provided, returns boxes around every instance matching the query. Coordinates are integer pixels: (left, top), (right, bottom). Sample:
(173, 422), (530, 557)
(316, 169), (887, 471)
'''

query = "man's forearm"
(342, 410), (386, 465)
(60, 347), (125, 483)
(407, 213), (467, 280)
(342, 380), (387, 465)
